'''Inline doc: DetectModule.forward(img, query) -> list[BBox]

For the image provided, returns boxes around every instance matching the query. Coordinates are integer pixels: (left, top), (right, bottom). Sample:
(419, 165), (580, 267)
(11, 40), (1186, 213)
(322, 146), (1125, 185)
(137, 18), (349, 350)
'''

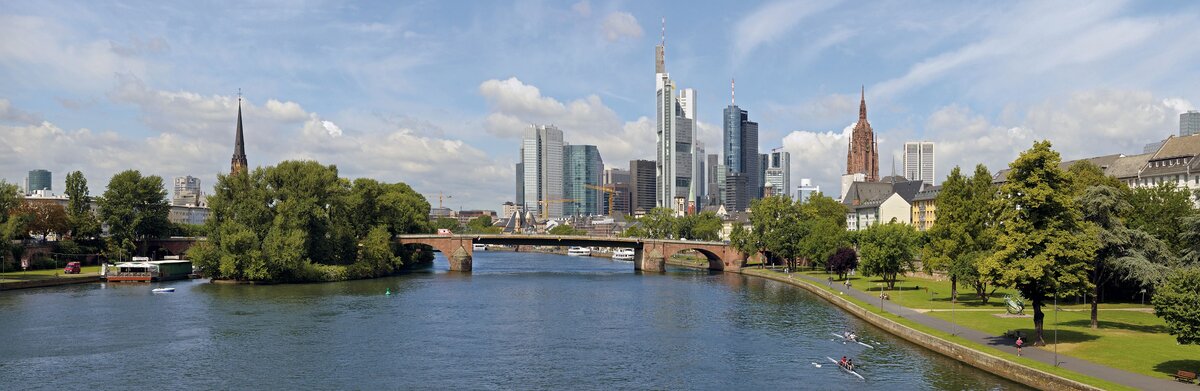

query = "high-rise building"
(706, 154), (721, 206)
(847, 86), (879, 182)
(514, 162), (524, 211)
(765, 148), (791, 198)
(173, 175), (203, 206)
(692, 141), (705, 211)
(629, 160), (657, 214)
(604, 168), (631, 216)
(1182, 110), (1200, 137)
(521, 125), (564, 219)
(722, 80), (759, 212)
(563, 145), (604, 216)
(230, 96), (248, 175)
(796, 178), (820, 203)
(25, 169), (51, 193)
(654, 21), (694, 213)
(903, 141), (935, 186)
(759, 153), (769, 197)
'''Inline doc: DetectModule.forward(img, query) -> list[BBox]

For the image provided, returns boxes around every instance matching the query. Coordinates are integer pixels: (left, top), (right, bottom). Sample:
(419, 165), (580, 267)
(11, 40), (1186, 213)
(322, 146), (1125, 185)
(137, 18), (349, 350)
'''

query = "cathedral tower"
(230, 95), (248, 175)
(846, 86), (879, 182)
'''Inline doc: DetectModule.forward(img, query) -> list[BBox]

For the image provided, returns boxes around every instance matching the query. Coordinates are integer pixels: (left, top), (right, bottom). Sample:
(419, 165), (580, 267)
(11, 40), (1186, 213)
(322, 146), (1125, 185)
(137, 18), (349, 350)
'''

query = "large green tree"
(1127, 182), (1195, 256)
(64, 171), (101, 240)
(923, 165), (1000, 303)
(1078, 185), (1172, 328)
(98, 170), (171, 259)
(796, 193), (849, 270)
(465, 215), (502, 234)
(857, 222), (920, 289)
(981, 141), (1097, 345)
(1151, 267), (1200, 345)
(16, 202), (70, 239)
(1181, 214), (1200, 266)
(676, 211), (722, 241)
(0, 181), (25, 270)
(621, 207), (677, 239)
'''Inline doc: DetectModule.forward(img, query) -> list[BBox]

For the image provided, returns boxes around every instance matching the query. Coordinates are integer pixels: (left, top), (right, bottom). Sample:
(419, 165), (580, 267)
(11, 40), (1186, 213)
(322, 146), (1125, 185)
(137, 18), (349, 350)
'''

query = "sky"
(2, 0), (1199, 210)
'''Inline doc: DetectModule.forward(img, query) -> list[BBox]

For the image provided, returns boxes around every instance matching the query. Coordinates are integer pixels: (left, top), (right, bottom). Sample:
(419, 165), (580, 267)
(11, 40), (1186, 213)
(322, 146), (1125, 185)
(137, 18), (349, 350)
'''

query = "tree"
(857, 222), (920, 289)
(0, 181), (25, 270)
(796, 193), (849, 269)
(431, 218), (461, 233)
(981, 141), (1097, 345)
(1127, 182), (1194, 256)
(1181, 215), (1200, 266)
(746, 196), (804, 269)
(465, 215), (502, 234)
(827, 247), (858, 280)
(923, 164), (1000, 303)
(98, 170), (171, 259)
(16, 202), (70, 239)
(1078, 185), (1173, 328)
(676, 212), (722, 241)
(63, 171), (100, 240)
(548, 224), (586, 236)
(1151, 267), (1200, 345)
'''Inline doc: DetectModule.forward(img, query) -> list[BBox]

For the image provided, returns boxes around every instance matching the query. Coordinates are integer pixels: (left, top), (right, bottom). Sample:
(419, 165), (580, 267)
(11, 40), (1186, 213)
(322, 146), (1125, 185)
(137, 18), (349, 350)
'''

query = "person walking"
(1016, 336), (1023, 356)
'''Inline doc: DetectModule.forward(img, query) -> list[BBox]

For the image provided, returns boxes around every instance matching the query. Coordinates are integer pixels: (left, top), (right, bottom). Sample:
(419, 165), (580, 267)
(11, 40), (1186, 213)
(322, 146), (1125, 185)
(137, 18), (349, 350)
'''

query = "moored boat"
(567, 246), (592, 256)
(612, 248), (635, 261)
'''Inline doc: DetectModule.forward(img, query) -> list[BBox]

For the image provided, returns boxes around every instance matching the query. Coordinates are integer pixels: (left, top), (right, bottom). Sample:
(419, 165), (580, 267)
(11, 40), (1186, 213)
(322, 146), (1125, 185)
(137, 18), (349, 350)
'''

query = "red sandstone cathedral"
(846, 86), (879, 182)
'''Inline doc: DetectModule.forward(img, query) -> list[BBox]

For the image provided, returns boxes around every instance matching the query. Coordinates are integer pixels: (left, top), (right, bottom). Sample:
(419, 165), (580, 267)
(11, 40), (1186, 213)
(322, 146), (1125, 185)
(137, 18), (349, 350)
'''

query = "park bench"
(1171, 369), (1197, 383)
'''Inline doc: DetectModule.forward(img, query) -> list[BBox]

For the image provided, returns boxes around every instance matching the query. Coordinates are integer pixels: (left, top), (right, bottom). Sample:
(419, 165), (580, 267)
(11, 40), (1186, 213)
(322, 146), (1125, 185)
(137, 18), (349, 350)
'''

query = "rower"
(840, 356), (847, 367)
(847, 359), (854, 371)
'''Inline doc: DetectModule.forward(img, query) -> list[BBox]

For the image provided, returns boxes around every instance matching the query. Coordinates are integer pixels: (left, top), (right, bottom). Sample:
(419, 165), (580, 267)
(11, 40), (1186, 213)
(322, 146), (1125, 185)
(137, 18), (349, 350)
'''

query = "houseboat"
(105, 257), (193, 282)
(612, 248), (635, 261)
(566, 246), (592, 256)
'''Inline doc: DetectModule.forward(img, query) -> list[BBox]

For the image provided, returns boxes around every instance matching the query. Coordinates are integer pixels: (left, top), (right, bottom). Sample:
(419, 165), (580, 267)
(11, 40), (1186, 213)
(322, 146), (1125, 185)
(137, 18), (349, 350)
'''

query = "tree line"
(621, 208), (723, 241)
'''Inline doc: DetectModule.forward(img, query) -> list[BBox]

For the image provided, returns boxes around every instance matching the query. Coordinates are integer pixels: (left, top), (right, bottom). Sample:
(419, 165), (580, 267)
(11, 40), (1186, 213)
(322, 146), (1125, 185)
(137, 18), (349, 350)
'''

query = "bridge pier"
(447, 246), (473, 272)
(634, 246), (665, 272)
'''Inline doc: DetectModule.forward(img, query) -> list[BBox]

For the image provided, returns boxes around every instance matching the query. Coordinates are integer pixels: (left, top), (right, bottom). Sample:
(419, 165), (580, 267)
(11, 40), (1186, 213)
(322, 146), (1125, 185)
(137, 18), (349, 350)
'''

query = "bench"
(1172, 369), (1197, 383)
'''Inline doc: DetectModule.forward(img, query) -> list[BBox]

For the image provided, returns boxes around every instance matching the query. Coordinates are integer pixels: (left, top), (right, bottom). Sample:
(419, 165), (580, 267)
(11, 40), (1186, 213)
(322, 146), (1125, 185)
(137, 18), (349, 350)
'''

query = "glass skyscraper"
(563, 144), (604, 216)
(1182, 110), (1200, 137)
(26, 169), (51, 193)
(521, 125), (564, 219)
(723, 104), (758, 212)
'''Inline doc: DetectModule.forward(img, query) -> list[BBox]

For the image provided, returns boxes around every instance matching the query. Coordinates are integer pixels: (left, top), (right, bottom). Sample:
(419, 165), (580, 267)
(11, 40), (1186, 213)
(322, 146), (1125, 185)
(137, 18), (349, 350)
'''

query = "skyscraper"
(26, 169), (51, 193)
(765, 148), (791, 199)
(706, 154), (721, 206)
(903, 141), (935, 186)
(522, 125), (564, 219)
(722, 80), (759, 212)
(1182, 110), (1200, 137)
(796, 178), (820, 203)
(692, 141), (705, 211)
(759, 153), (769, 196)
(515, 162), (524, 211)
(654, 20), (693, 213)
(173, 175), (202, 206)
(604, 168), (631, 216)
(230, 96), (248, 175)
(563, 145), (604, 216)
(847, 86), (879, 182)
(629, 160), (657, 214)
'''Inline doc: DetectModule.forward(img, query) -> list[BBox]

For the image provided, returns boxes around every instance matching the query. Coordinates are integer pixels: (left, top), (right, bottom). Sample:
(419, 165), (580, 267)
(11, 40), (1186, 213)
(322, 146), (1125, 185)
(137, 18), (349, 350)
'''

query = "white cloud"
(0, 15), (154, 92)
(321, 120), (343, 137)
(0, 98), (43, 124)
(732, 0), (841, 61)
(601, 12), (643, 42)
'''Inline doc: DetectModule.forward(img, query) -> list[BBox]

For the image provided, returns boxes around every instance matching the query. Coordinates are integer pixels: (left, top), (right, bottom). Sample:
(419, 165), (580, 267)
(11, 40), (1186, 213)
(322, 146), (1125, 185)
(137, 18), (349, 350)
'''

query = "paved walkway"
(787, 272), (1191, 391)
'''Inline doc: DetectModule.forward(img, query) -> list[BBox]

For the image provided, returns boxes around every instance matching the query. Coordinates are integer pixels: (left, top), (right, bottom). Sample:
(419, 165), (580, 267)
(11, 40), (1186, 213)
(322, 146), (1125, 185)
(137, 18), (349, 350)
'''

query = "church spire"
(859, 85), (867, 120)
(231, 91), (248, 175)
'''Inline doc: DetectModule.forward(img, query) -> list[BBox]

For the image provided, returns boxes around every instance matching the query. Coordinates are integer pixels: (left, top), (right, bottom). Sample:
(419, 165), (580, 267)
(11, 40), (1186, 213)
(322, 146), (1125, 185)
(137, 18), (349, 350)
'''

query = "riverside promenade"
(768, 269), (1190, 391)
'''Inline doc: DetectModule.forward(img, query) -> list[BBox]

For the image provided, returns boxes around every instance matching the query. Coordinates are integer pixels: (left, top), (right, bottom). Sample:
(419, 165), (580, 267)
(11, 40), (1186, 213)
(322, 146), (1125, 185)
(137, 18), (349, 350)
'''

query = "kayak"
(152, 288), (175, 293)
(831, 332), (874, 348)
(825, 355), (864, 381)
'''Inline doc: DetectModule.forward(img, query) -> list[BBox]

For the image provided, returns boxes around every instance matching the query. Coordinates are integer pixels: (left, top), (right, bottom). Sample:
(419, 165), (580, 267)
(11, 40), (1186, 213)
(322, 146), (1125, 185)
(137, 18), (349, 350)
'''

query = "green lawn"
(744, 269), (1135, 391)
(0, 265), (101, 282)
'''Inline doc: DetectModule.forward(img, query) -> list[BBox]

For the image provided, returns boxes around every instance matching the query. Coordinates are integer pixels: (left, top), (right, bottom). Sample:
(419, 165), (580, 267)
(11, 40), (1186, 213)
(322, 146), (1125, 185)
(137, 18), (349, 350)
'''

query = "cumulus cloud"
(479, 77), (654, 166)
(601, 12), (643, 42)
(0, 98), (43, 124)
(321, 120), (343, 137)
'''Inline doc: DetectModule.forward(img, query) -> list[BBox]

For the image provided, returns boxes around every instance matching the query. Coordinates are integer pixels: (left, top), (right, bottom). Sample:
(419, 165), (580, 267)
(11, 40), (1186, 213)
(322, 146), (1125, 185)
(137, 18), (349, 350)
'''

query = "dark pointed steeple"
(859, 85), (867, 120)
(230, 93), (248, 175)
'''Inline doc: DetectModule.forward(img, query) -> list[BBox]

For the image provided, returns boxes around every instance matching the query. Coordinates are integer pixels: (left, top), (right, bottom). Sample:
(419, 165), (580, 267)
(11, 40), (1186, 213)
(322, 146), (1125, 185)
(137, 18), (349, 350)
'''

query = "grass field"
(789, 269), (1200, 380)
(0, 265), (101, 282)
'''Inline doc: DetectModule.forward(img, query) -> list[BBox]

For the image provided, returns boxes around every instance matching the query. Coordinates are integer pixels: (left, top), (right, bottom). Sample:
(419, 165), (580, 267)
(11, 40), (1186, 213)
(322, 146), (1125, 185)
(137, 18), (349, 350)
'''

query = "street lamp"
(1054, 285), (1059, 367)
(878, 283), (884, 313)
(1139, 289), (1146, 306)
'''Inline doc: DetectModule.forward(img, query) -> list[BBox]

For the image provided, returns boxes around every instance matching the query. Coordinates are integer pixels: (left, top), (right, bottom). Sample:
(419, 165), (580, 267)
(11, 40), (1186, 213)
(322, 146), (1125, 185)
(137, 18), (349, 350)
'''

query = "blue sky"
(2, 0), (1198, 210)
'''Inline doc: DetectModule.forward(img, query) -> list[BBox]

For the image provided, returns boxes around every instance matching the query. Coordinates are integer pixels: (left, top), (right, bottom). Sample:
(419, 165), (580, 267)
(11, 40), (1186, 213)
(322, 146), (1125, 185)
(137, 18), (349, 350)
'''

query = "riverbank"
(0, 274), (103, 291)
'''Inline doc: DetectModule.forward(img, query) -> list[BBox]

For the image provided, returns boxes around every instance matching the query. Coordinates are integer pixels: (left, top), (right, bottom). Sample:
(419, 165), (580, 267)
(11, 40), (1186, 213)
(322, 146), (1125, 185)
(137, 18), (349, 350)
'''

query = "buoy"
(385, 288), (391, 296)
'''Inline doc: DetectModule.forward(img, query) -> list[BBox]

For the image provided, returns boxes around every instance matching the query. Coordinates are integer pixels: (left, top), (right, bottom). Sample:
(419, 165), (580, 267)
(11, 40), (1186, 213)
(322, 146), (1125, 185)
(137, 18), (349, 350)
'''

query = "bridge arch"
(395, 235), (743, 273)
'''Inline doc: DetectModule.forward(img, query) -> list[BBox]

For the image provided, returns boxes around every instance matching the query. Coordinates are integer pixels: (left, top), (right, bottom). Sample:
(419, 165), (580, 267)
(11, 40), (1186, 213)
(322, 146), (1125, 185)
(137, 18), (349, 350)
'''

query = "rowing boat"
(826, 356), (865, 380)
(830, 332), (874, 348)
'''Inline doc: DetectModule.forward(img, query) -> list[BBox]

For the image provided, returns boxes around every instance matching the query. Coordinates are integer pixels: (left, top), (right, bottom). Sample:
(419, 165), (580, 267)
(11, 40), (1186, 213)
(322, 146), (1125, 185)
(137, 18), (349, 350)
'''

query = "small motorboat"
(152, 288), (175, 293)
(612, 248), (635, 261)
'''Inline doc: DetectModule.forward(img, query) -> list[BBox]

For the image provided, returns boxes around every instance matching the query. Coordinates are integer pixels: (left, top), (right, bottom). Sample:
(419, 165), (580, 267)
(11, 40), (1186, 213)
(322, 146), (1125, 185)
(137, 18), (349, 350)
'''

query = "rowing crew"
(838, 356), (856, 371)
(842, 331), (859, 342)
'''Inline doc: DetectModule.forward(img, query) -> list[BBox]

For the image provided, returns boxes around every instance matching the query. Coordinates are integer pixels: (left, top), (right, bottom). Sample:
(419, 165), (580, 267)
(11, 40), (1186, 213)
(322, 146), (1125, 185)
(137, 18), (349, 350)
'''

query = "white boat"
(612, 248), (635, 261)
(567, 246), (592, 256)
(151, 288), (175, 293)
(831, 332), (874, 348)
(472, 243), (487, 251)
(826, 357), (865, 380)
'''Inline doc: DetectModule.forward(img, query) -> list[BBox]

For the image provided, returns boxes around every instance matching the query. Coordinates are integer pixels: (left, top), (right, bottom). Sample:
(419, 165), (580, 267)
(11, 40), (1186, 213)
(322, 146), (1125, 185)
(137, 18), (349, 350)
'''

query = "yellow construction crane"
(537, 199), (578, 220)
(428, 191), (452, 209)
(585, 184), (620, 216)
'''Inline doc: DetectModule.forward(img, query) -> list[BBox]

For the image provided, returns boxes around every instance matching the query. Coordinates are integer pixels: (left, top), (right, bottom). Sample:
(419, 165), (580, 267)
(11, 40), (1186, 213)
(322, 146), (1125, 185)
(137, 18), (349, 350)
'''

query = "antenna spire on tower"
(731, 78), (735, 106)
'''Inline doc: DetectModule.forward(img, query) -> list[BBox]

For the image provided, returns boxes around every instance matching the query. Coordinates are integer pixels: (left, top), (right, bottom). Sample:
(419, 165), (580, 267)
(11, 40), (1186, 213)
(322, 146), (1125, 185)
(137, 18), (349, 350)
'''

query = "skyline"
(2, 1), (1199, 210)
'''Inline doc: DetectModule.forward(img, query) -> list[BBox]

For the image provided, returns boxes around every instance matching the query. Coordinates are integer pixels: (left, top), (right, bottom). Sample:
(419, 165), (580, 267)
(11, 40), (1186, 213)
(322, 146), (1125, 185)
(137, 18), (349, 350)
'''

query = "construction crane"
(428, 191), (452, 209)
(537, 199), (578, 220)
(585, 184), (620, 216)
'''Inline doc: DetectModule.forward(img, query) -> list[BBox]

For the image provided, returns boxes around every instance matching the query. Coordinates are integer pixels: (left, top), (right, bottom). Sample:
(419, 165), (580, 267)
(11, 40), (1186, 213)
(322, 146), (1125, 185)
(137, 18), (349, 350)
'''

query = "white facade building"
(764, 147), (790, 199)
(521, 124), (564, 219)
(796, 178), (820, 203)
(904, 141), (935, 186)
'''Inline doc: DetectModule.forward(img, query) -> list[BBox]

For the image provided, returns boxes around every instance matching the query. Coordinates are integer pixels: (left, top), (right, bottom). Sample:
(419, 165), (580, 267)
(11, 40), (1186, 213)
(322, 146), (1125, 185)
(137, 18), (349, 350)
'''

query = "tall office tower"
(173, 175), (203, 206)
(796, 178), (820, 203)
(692, 141), (705, 211)
(629, 160), (657, 214)
(759, 153), (769, 197)
(706, 154), (720, 206)
(722, 79), (759, 212)
(604, 168), (631, 216)
(26, 169), (51, 193)
(654, 20), (693, 213)
(522, 125), (565, 219)
(1182, 110), (1200, 137)
(563, 145), (604, 216)
(515, 162), (524, 211)
(903, 141), (936, 186)
(846, 86), (879, 182)
(765, 148), (791, 199)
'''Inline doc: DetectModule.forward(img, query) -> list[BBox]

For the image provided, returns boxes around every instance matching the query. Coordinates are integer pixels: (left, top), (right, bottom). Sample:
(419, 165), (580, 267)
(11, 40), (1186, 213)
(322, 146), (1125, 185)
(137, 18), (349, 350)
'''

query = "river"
(0, 251), (1027, 390)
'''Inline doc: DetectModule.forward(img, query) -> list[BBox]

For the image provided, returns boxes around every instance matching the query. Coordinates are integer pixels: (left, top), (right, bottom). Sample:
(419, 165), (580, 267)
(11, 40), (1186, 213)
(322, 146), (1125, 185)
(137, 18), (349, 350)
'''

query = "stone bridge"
(396, 234), (747, 272)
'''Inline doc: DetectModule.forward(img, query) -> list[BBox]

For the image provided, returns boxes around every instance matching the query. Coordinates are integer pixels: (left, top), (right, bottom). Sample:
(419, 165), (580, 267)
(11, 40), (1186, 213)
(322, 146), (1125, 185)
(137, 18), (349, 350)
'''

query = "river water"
(0, 251), (1026, 390)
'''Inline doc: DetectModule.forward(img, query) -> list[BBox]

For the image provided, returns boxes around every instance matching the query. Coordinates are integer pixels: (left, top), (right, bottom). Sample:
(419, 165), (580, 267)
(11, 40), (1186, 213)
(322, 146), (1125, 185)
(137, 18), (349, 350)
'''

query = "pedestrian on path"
(1016, 336), (1023, 356)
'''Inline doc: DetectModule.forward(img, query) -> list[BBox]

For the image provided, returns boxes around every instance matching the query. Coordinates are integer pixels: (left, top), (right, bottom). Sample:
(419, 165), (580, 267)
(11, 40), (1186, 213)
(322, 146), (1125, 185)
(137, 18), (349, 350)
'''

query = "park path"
(789, 273), (1191, 391)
